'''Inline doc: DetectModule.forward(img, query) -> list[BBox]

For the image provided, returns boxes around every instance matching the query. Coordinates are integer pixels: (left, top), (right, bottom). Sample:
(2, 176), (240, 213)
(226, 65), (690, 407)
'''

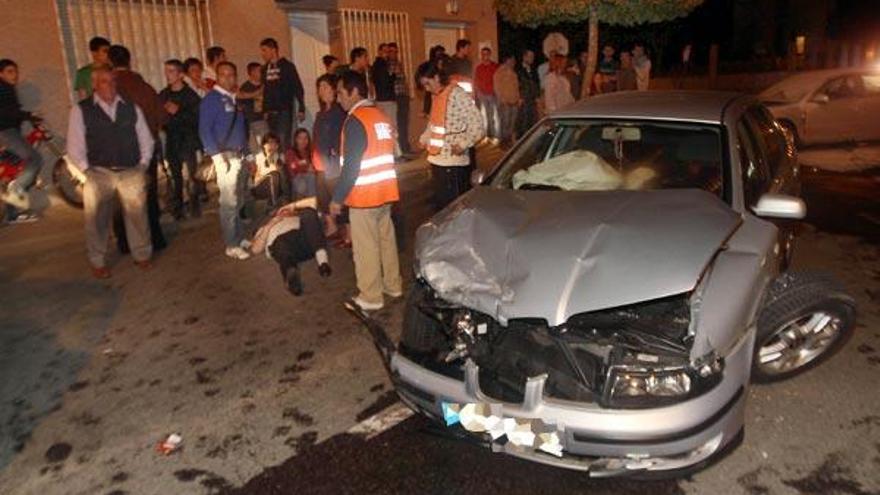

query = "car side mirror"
(752, 193), (806, 220)
(471, 169), (486, 186)
(811, 93), (830, 104)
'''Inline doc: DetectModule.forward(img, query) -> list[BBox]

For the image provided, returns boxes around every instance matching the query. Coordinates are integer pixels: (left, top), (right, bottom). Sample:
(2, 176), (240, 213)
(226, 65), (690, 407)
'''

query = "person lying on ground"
(250, 198), (331, 296)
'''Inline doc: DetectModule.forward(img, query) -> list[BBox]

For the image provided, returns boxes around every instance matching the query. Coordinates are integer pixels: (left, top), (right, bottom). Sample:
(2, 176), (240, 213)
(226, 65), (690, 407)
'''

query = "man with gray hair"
(67, 67), (155, 278)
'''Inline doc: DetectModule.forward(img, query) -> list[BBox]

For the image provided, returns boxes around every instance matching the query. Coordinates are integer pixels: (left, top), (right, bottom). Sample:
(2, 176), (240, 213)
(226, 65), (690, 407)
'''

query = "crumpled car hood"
(415, 187), (741, 326)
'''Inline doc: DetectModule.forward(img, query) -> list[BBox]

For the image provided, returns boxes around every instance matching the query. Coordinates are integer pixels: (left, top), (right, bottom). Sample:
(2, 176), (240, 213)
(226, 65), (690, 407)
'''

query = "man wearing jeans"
(331, 71), (402, 311)
(199, 62), (250, 260)
(67, 67), (154, 279)
(0, 59), (43, 223)
(474, 46), (499, 142)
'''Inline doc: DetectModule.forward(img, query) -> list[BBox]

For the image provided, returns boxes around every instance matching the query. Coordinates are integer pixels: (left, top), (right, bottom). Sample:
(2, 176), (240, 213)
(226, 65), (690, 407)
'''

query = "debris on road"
(156, 433), (182, 455)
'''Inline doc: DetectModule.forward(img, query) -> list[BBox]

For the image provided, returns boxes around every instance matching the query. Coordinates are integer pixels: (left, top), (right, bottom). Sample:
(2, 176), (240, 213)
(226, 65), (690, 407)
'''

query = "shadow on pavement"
(801, 166), (880, 244)
(0, 279), (120, 470)
(227, 415), (684, 495)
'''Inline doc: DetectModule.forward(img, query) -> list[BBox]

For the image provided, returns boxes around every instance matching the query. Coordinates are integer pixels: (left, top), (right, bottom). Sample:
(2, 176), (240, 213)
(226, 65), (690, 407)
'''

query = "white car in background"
(760, 68), (880, 146)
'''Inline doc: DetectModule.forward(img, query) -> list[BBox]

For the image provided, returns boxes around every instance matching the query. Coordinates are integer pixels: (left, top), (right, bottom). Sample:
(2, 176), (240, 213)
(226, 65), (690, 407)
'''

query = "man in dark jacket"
(516, 49), (540, 138)
(160, 59), (203, 219)
(109, 44), (167, 250)
(0, 59), (42, 223)
(259, 37), (305, 150)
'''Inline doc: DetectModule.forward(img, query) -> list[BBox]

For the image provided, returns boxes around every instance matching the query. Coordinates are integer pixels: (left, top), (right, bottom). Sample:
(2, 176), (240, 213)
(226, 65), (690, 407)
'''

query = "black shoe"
(318, 263), (332, 278)
(285, 266), (303, 296)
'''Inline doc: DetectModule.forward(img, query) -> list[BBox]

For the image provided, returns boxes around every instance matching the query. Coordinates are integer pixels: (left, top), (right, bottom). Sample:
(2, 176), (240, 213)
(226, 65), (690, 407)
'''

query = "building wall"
(333, 0), (498, 145)
(1, 0), (72, 140)
(209, 0), (293, 74)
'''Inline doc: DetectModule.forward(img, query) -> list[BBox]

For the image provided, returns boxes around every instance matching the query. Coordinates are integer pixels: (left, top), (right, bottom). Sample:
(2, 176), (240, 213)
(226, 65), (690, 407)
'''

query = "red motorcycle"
(0, 122), (83, 209)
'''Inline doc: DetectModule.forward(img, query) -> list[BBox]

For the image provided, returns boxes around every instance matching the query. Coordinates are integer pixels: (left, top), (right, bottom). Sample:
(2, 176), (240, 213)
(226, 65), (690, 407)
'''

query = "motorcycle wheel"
(52, 158), (84, 209)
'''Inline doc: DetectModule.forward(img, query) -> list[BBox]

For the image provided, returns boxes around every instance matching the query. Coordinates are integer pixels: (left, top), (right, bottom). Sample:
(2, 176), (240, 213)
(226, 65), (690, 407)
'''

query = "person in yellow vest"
(330, 71), (402, 311)
(417, 61), (485, 210)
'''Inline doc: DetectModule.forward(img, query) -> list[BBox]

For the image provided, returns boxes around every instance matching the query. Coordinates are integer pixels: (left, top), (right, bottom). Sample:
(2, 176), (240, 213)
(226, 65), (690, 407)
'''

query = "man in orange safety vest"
(331, 70), (402, 311)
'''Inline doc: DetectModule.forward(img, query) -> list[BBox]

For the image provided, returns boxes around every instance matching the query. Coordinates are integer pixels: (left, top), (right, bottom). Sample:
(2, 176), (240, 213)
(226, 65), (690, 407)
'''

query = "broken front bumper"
(390, 329), (754, 477)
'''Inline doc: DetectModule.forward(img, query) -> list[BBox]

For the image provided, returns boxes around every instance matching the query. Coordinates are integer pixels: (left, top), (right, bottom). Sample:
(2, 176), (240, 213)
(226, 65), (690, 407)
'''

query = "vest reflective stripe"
(340, 104), (400, 208)
(355, 166), (397, 186)
(427, 85), (454, 155)
(450, 74), (474, 94)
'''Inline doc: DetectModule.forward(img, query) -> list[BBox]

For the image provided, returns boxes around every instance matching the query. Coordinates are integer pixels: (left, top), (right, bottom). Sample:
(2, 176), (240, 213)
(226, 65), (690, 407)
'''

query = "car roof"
(551, 90), (746, 124)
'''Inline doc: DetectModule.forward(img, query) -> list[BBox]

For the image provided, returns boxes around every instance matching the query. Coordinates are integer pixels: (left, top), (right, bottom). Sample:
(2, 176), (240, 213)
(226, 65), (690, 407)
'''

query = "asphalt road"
(0, 146), (879, 495)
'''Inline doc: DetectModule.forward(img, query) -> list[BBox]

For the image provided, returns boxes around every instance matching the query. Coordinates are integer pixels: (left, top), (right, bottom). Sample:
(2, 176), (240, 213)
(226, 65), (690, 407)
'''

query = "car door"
(803, 74), (862, 144)
(856, 72), (880, 141)
(746, 106), (799, 196)
(740, 111), (796, 268)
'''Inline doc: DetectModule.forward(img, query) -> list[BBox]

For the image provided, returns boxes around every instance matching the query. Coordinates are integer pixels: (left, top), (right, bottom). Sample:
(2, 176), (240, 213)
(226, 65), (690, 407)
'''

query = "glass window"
(861, 74), (880, 95)
(737, 118), (770, 207)
(820, 75), (864, 100)
(489, 119), (724, 197)
(745, 106), (787, 176)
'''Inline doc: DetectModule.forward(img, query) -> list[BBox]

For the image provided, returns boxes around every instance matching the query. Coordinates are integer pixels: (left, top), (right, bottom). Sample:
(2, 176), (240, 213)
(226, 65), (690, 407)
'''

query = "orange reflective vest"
(340, 101), (400, 208)
(427, 85), (454, 156)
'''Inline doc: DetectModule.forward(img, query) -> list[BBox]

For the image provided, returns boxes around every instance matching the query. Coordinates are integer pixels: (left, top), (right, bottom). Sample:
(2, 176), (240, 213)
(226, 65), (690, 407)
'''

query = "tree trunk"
(580, 5), (599, 99)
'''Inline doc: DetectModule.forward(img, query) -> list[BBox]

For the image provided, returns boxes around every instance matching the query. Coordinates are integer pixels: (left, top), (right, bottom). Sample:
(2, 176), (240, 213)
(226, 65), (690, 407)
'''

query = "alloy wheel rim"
(757, 311), (842, 375)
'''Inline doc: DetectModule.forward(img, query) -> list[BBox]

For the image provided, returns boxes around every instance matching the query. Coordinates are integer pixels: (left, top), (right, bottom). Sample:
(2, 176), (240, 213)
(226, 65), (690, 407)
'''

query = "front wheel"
(52, 158), (83, 208)
(752, 272), (856, 383)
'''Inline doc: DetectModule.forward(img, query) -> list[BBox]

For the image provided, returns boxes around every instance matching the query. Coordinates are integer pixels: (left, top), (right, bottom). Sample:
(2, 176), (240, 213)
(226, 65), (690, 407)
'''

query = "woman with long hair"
(251, 132), (289, 208)
(285, 128), (317, 201)
(312, 73), (347, 240)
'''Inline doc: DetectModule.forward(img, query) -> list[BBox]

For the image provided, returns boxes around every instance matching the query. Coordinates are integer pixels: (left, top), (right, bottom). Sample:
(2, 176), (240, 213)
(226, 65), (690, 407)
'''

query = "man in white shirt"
(633, 43), (652, 91)
(67, 67), (154, 279)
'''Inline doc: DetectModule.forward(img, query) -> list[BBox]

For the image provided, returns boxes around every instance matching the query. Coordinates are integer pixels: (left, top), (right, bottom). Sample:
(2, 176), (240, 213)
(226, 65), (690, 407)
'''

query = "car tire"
(400, 283), (447, 354)
(752, 272), (856, 383)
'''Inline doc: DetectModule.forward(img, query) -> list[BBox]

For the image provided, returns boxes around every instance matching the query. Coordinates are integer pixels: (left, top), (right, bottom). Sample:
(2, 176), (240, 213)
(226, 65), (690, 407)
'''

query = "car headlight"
(602, 357), (723, 409)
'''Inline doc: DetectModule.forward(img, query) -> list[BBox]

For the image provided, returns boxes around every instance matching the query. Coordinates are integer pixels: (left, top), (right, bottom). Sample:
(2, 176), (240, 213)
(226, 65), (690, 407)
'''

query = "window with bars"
(55, 0), (212, 98)
(338, 8), (414, 95)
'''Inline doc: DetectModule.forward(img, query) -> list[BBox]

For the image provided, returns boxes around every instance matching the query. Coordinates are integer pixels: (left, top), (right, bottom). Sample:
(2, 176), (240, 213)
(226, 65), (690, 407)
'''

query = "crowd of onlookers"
(0, 35), (651, 309)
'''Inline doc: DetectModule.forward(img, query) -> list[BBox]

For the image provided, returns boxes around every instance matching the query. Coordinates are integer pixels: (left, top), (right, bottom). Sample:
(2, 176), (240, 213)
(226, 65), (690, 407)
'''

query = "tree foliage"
(496, 0), (704, 28)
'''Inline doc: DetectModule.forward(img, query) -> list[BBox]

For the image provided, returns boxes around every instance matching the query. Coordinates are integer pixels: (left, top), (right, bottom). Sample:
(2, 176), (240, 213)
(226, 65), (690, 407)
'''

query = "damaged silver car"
(350, 91), (857, 477)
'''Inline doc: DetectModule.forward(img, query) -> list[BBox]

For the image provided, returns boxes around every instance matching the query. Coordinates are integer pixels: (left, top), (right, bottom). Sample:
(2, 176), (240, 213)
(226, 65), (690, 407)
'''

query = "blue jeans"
(292, 172), (316, 200)
(215, 154), (248, 247)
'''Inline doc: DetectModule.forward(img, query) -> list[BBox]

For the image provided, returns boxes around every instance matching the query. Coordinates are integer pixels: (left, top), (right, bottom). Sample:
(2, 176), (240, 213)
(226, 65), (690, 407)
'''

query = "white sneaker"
(2, 183), (29, 210)
(225, 246), (251, 260)
(383, 289), (403, 299)
(8, 212), (39, 224)
(352, 296), (383, 311)
(239, 239), (252, 250)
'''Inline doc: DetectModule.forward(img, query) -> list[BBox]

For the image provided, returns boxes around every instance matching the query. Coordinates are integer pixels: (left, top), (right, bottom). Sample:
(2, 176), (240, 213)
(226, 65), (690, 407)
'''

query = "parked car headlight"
(603, 357), (723, 409)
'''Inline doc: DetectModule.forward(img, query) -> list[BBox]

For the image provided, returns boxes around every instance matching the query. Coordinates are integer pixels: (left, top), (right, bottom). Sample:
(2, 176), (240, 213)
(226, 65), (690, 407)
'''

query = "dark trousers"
(251, 171), (289, 208)
(166, 145), (203, 217)
(431, 164), (472, 211)
(516, 100), (538, 137)
(267, 208), (326, 278)
(267, 110), (293, 150)
(396, 96), (412, 153)
(115, 145), (166, 252)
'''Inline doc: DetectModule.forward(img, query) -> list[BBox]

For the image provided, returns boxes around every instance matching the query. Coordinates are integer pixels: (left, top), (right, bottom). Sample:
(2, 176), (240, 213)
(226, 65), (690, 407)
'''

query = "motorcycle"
(0, 122), (84, 210)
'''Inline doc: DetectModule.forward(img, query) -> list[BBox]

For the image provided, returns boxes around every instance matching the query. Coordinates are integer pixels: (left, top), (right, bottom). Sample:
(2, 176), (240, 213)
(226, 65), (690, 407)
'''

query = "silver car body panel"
(416, 187), (741, 326)
(690, 215), (779, 357)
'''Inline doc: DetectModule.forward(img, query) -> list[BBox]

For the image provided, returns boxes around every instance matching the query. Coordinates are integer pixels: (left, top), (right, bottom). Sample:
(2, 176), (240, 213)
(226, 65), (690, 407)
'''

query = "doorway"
(423, 21), (465, 58)
(289, 11), (330, 130)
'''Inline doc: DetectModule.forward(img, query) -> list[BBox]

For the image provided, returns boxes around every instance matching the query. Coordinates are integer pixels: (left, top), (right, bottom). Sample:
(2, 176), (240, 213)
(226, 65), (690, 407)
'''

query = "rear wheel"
(52, 158), (83, 208)
(752, 272), (856, 383)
